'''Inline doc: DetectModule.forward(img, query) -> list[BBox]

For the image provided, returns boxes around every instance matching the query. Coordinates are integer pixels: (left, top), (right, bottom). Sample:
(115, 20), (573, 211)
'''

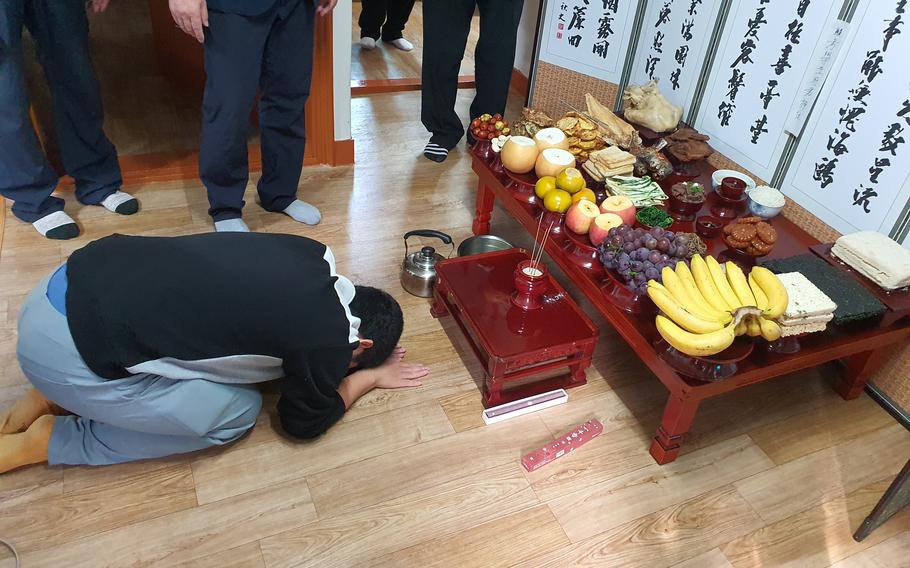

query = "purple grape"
(608, 227), (618, 238)
(604, 260), (615, 270)
(630, 261), (644, 272)
(603, 251), (615, 262)
(637, 283), (650, 294)
(664, 231), (676, 240)
(645, 266), (660, 280)
(609, 235), (624, 248)
(666, 245), (678, 257)
(618, 252), (631, 263)
(633, 273), (647, 285)
(645, 238), (658, 250)
(617, 224), (632, 235)
(623, 242), (636, 253)
(651, 227), (666, 238)
(656, 238), (670, 252)
(633, 228), (645, 239)
(648, 250), (661, 263)
(660, 253), (670, 262)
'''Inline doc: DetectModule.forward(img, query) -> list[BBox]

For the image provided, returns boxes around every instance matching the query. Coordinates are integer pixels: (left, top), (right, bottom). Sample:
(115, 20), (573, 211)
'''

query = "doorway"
(350, 0), (478, 95)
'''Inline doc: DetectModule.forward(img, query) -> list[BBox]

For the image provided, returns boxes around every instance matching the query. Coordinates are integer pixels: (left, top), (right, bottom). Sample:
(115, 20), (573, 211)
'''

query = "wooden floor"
(1, 90), (909, 567)
(351, 1), (478, 82)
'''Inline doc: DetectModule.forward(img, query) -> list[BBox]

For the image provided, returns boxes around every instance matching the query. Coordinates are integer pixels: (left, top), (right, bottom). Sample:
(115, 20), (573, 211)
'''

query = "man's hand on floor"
(374, 345), (428, 389)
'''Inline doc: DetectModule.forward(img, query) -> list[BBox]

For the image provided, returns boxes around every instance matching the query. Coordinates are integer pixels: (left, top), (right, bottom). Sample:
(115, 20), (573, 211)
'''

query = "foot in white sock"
(386, 38), (414, 51)
(99, 191), (140, 215)
(360, 37), (377, 50)
(214, 218), (250, 232)
(32, 211), (80, 240)
(283, 200), (321, 225)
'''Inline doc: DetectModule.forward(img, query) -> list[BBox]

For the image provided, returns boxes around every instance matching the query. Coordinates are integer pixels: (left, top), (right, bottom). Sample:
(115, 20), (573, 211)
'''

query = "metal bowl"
(457, 234), (514, 257)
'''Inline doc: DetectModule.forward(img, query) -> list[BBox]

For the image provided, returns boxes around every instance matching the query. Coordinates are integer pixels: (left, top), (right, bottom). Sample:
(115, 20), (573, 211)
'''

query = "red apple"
(600, 195), (636, 226)
(565, 200), (601, 235)
(589, 213), (624, 246)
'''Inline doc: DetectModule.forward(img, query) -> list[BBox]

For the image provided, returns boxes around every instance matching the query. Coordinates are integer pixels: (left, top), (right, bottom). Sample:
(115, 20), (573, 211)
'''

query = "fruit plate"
(654, 338), (754, 382)
(600, 268), (657, 314)
(504, 169), (538, 206)
(563, 227), (605, 277)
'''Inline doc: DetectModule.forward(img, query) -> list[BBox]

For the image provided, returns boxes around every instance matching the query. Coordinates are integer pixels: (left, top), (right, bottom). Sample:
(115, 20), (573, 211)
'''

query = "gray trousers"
(15, 278), (262, 466)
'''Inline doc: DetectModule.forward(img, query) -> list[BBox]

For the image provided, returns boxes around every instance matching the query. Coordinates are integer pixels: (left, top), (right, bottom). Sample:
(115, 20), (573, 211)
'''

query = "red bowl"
(695, 215), (724, 238)
(721, 177), (747, 199)
(668, 192), (705, 218)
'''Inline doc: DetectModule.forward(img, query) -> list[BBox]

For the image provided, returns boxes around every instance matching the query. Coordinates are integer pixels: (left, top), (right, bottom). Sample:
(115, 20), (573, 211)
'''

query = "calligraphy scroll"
(630, 0), (724, 111)
(538, 0), (642, 85)
(695, 0), (843, 180)
(782, 0), (910, 244)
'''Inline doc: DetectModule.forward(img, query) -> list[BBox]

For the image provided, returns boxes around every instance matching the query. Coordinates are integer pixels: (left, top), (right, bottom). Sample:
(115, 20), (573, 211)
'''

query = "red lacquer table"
(431, 249), (599, 407)
(470, 150), (910, 464)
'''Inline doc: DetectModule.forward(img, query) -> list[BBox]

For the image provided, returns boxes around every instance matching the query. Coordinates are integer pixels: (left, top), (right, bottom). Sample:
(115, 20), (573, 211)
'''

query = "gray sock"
(214, 218), (250, 232)
(282, 200), (321, 225)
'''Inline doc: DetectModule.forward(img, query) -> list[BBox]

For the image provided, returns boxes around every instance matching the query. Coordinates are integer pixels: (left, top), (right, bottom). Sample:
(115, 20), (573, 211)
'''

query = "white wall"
(332, 0), (352, 141)
(514, 0), (541, 77)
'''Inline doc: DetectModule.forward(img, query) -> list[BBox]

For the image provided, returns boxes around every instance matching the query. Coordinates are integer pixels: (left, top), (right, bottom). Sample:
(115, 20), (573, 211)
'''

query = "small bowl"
(711, 169), (756, 192)
(720, 177), (747, 200)
(695, 215), (723, 238)
(635, 207), (674, 230)
(668, 182), (706, 219)
(711, 189), (748, 218)
(747, 186), (785, 219)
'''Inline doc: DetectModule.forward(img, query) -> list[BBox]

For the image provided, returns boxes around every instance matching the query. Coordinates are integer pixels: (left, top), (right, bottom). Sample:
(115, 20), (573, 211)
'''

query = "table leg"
(430, 283), (449, 318)
(835, 349), (884, 400)
(483, 359), (507, 407)
(649, 394), (701, 465)
(568, 342), (596, 385)
(472, 180), (495, 236)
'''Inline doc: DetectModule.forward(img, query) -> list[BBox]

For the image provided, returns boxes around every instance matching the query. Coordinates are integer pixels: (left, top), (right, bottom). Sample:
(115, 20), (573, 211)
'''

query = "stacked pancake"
(582, 146), (636, 181)
(831, 231), (910, 291)
(775, 272), (838, 337)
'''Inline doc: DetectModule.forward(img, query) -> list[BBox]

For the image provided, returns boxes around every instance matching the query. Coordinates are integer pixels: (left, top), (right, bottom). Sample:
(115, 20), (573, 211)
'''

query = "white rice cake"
(779, 312), (834, 326)
(832, 231), (910, 290)
(776, 272), (837, 320)
(780, 320), (828, 337)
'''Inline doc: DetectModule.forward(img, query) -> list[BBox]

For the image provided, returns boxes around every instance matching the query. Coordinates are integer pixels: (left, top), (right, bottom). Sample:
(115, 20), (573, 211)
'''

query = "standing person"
(168, 0), (337, 233)
(358, 0), (416, 52)
(0, 232), (428, 472)
(421, 0), (523, 163)
(0, 0), (139, 240)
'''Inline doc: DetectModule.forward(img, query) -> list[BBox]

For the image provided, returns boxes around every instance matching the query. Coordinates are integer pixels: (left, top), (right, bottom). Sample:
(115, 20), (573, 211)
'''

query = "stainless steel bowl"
(457, 234), (514, 257)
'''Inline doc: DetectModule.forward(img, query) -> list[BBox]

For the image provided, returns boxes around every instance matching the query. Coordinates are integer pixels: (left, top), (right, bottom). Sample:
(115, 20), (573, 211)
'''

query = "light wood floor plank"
(0, 464), (63, 511)
(192, 401), (454, 505)
(671, 548), (735, 568)
(175, 542), (266, 568)
(368, 505), (570, 568)
(514, 486), (763, 568)
(734, 424), (910, 524)
(748, 394), (895, 466)
(723, 479), (910, 568)
(0, 463), (196, 554)
(259, 463), (539, 568)
(829, 530), (910, 568)
(548, 435), (775, 542)
(21, 478), (317, 567)
(306, 414), (552, 518)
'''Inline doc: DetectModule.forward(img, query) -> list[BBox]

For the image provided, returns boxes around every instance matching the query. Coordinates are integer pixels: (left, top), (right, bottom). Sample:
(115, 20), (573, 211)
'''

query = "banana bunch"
(647, 255), (789, 357)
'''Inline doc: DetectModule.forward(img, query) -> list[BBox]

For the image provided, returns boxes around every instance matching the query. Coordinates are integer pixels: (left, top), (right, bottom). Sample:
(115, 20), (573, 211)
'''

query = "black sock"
(424, 142), (449, 163)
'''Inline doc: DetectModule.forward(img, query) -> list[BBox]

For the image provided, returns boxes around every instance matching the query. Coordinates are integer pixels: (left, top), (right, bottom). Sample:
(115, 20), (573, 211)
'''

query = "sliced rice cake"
(777, 272), (837, 320)
(780, 320), (829, 337)
(832, 231), (910, 290)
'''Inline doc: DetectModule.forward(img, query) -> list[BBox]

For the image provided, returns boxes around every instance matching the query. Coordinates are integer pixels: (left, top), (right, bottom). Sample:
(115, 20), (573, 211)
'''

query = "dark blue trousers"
(200, 0), (315, 222)
(0, 0), (121, 223)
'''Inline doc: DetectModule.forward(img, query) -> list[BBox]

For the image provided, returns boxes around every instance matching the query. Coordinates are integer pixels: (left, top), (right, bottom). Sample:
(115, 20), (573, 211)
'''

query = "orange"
(572, 188), (597, 204)
(543, 189), (572, 213)
(556, 167), (585, 193)
(534, 176), (556, 199)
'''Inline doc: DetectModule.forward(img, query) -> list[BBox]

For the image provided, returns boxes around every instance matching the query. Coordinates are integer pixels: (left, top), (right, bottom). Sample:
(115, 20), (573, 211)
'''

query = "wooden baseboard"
(332, 138), (355, 165)
(352, 75), (476, 96)
(510, 67), (530, 99)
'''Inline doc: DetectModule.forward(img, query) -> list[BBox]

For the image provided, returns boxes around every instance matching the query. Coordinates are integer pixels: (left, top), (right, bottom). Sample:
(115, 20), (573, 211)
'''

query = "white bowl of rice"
(747, 185), (786, 219)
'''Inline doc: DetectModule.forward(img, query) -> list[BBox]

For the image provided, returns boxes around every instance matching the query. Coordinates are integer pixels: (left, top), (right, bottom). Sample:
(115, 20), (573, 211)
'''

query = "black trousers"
(199, 0), (315, 222)
(358, 0), (415, 40)
(421, 0), (523, 149)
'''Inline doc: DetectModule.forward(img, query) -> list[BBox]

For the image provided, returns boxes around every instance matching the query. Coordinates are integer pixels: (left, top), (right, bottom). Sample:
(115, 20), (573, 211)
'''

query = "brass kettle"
(400, 230), (453, 297)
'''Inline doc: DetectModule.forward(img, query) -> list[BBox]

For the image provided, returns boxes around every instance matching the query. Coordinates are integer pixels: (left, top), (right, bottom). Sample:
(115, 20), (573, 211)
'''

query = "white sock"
(387, 38), (414, 52)
(32, 211), (79, 240)
(360, 37), (377, 50)
(99, 191), (139, 215)
(214, 218), (250, 232)
(282, 200), (321, 225)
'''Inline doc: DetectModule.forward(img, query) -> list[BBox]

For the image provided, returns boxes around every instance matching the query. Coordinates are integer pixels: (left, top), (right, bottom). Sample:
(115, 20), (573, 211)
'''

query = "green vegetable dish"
(636, 206), (674, 228)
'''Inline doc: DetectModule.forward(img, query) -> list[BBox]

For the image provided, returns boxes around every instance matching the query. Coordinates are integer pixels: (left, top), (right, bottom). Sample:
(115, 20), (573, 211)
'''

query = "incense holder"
(512, 260), (549, 310)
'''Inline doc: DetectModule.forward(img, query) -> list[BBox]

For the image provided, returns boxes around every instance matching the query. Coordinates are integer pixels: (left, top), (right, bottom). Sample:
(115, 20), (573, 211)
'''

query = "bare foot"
(0, 414), (54, 474)
(0, 388), (60, 434)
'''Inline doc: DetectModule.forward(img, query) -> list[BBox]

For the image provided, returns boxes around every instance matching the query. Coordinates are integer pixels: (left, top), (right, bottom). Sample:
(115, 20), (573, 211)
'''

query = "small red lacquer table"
(431, 249), (599, 407)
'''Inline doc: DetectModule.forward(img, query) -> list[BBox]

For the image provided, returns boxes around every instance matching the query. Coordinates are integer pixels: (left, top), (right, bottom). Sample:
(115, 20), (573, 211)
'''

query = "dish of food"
(723, 217), (777, 257)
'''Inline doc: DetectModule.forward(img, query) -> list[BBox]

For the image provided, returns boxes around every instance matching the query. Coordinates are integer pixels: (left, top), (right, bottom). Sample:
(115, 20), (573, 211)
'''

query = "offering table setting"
(463, 96), (910, 465)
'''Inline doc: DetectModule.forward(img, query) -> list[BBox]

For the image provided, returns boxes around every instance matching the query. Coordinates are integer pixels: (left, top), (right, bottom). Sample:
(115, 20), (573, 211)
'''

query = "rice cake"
(831, 231), (910, 290)
(776, 272), (837, 320)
